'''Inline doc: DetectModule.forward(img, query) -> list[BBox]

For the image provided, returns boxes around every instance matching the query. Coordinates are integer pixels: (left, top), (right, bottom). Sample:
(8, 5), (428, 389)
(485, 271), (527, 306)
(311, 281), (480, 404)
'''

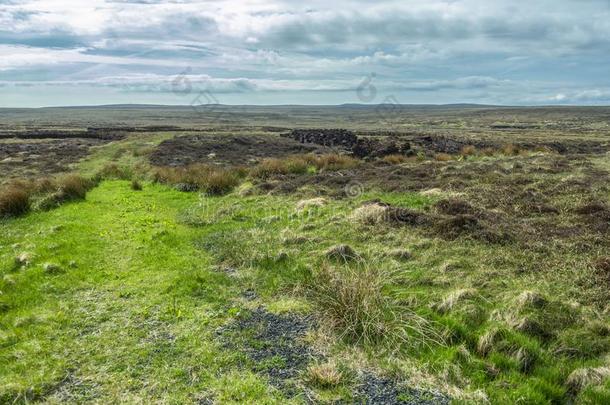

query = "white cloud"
(0, 0), (609, 105)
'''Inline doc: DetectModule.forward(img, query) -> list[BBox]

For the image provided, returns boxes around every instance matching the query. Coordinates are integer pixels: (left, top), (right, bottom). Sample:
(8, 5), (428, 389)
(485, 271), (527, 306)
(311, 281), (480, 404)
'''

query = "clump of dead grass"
(434, 289), (477, 314)
(296, 197), (327, 211)
(566, 367), (610, 393)
(57, 174), (93, 200)
(350, 203), (388, 225)
(306, 362), (343, 388)
(382, 154), (407, 164)
(0, 186), (30, 218)
(434, 153), (453, 162)
(460, 145), (477, 156)
(153, 164), (239, 195)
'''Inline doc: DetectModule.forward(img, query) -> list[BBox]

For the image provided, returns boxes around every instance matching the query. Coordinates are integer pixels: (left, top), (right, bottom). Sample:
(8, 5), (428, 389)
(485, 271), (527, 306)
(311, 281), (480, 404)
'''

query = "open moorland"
(1, 105), (609, 404)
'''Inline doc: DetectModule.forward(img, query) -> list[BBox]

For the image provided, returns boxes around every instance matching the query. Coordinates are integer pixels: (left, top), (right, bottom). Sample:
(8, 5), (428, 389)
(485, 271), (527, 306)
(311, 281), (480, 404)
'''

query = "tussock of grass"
(153, 164), (239, 195)
(1, 173), (94, 218)
(460, 145), (477, 156)
(250, 153), (358, 179)
(516, 291), (548, 309)
(382, 154), (407, 164)
(96, 163), (133, 180)
(296, 197), (327, 211)
(477, 326), (510, 356)
(434, 289), (477, 314)
(57, 174), (93, 200)
(566, 367), (610, 393)
(350, 203), (388, 225)
(434, 153), (453, 162)
(309, 263), (436, 347)
(130, 179), (143, 191)
(325, 244), (360, 262)
(313, 153), (358, 170)
(306, 362), (343, 388)
(0, 186), (30, 218)
(500, 143), (521, 156)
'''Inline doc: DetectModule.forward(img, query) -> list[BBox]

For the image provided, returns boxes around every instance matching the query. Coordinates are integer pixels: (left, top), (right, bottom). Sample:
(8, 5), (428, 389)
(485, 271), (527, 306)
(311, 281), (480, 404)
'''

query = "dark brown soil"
(282, 128), (412, 158)
(150, 134), (337, 167)
(0, 138), (110, 179)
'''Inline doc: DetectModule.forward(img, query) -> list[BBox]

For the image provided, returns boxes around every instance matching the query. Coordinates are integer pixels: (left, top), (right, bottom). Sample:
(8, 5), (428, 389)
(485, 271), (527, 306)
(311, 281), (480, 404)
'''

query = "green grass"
(1, 178), (609, 403)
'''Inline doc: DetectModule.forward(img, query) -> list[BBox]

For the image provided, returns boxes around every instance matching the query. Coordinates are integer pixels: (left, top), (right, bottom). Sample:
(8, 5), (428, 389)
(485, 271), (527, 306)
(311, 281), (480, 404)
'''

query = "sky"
(1, 0), (610, 107)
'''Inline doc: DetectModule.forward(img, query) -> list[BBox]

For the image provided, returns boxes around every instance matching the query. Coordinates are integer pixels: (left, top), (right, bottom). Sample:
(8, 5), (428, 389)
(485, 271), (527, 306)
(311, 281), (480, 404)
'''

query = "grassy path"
(0, 181), (286, 403)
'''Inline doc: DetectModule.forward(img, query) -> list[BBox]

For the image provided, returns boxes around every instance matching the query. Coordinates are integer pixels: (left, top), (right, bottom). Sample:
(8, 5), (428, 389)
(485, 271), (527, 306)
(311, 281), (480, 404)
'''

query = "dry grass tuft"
(350, 203), (388, 225)
(460, 145), (477, 156)
(434, 289), (477, 314)
(306, 362), (343, 388)
(296, 197), (327, 211)
(477, 327), (510, 356)
(434, 153), (453, 162)
(501, 143), (521, 156)
(15, 252), (33, 267)
(314, 153), (358, 170)
(0, 186), (30, 218)
(382, 154), (407, 164)
(153, 164), (239, 195)
(516, 291), (548, 309)
(386, 249), (412, 261)
(566, 367), (610, 393)
(310, 263), (436, 347)
(57, 174), (93, 200)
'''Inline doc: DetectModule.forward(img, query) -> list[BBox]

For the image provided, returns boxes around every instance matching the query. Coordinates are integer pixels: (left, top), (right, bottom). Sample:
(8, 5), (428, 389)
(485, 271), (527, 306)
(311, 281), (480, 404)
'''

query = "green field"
(1, 106), (609, 404)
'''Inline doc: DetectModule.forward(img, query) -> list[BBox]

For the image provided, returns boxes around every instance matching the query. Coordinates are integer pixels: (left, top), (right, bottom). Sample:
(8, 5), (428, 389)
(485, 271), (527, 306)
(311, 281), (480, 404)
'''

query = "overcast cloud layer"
(1, 0), (609, 107)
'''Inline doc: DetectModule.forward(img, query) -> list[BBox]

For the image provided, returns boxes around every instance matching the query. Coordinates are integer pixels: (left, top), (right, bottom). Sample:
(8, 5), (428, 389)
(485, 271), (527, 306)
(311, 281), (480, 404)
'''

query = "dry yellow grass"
(434, 153), (453, 162)
(382, 154), (407, 164)
(306, 362), (343, 388)
(0, 186), (30, 217)
(349, 203), (388, 225)
(566, 367), (610, 393)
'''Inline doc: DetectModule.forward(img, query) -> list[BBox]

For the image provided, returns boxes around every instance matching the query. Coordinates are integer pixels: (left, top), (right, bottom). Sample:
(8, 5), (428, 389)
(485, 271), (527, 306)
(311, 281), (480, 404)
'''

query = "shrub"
(0, 186), (30, 218)
(434, 153), (453, 161)
(382, 154), (407, 164)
